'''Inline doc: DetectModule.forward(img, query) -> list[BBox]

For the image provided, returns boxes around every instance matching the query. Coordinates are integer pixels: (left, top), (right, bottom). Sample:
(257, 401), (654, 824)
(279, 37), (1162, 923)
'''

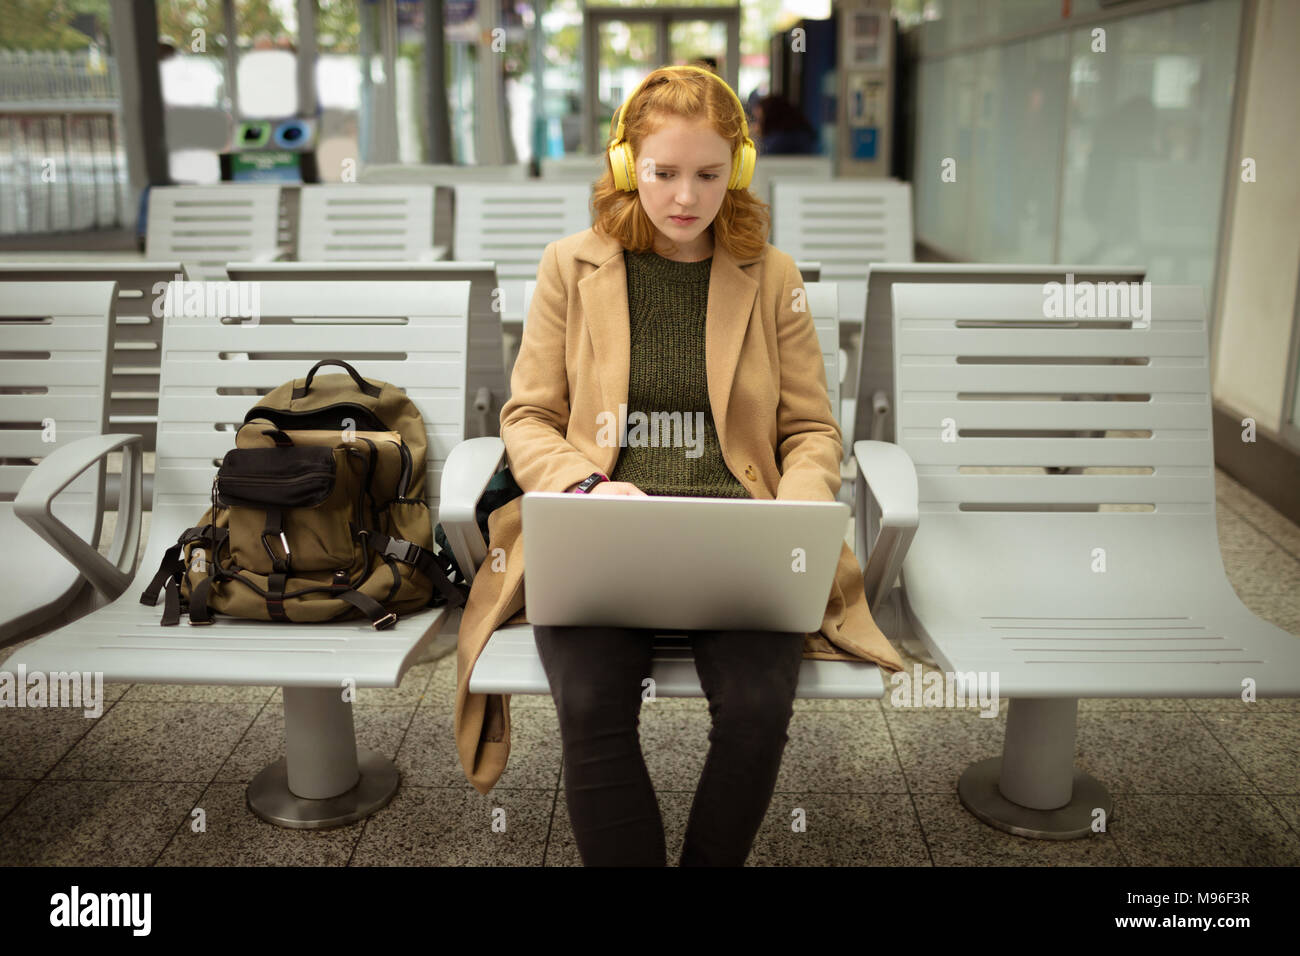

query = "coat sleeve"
(772, 252), (843, 503)
(499, 239), (607, 493)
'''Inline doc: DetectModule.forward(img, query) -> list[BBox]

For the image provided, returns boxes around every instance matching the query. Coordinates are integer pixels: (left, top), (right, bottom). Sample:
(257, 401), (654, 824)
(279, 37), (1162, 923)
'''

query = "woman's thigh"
(533, 624), (658, 724)
(689, 629), (806, 723)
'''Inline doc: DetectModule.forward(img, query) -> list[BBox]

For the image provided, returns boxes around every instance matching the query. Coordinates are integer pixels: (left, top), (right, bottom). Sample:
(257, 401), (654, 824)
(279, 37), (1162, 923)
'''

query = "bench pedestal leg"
(246, 686), (399, 830)
(957, 697), (1114, 840)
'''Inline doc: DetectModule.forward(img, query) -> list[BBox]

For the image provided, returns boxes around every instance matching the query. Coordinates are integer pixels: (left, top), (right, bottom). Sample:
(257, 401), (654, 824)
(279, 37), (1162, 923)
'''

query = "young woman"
(453, 64), (904, 866)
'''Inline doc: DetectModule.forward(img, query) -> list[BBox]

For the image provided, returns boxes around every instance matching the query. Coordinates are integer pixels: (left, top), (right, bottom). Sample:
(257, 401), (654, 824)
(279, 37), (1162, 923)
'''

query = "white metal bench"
(538, 155), (604, 182)
(0, 262), (189, 463)
(771, 179), (914, 437)
(851, 264), (1148, 451)
(226, 260), (507, 441)
(748, 155), (834, 211)
(770, 178), (914, 311)
(145, 185), (286, 280)
(358, 163), (530, 251)
(296, 184), (440, 261)
(872, 281), (1300, 839)
(795, 261), (821, 282)
(358, 163), (530, 184)
(454, 183), (592, 376)
(452, 183), (592, 324)
(10, 280), (471, 828)
(2, 282), (143, 644)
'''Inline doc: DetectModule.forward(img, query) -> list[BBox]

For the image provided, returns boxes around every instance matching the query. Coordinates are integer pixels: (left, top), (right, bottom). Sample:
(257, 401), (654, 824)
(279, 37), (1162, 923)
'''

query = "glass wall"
(911, 0), (1242, 288)
(1057, 0), (1240, 286)
(913, 30), (1069, 263)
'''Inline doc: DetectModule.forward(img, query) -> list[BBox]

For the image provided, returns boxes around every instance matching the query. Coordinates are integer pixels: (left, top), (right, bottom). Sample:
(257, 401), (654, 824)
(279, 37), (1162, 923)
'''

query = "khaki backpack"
(141, 359), (468, 628)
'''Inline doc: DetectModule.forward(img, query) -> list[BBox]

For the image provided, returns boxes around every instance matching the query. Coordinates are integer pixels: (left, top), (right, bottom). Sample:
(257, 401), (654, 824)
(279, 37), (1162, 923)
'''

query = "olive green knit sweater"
(607, 248), (751, 499)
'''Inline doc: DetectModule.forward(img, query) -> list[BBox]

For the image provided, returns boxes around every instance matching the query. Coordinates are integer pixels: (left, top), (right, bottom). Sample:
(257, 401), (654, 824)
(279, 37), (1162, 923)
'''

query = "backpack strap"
(336, 588), (398, 629)
(265, 572), (290, 622)
(140, 541), (184, 608)
(291, 359), (382, 399)
(142, 525), (216, 626)
(189, 574), (216, 625)
(370, 532), (469, 609)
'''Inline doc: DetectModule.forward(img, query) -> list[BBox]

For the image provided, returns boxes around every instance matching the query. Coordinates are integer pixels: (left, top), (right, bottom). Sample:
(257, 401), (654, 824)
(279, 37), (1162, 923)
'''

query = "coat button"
(744, 465), (757, 481)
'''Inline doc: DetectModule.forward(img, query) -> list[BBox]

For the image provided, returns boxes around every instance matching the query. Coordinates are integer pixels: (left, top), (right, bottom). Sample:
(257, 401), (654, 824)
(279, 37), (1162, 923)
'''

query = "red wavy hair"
(590, 66), (771, 261)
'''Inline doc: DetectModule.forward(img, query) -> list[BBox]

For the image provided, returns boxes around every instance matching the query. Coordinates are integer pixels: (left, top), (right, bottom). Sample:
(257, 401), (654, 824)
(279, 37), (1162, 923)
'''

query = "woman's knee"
(709, 676), (798, 737)
(535, 625), (652, 728)
(551, 675), (645, 732)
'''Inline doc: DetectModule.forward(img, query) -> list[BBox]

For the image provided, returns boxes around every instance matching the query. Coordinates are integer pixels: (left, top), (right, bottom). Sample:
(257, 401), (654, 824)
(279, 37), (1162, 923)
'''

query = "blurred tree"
(317, 0), (360, 54)
(0, 0), (109, 50)
(235, 0), (290, 44)
(156, 0), (226, 53)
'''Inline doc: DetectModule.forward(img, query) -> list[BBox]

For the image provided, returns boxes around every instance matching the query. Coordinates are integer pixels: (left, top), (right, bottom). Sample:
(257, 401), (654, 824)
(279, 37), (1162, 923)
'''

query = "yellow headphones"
(607, 65), (756, 192)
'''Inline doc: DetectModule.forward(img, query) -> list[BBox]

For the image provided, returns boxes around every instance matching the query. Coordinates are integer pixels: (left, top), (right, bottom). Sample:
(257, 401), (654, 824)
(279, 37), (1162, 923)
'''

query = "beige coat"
(454, 225), (905, 795)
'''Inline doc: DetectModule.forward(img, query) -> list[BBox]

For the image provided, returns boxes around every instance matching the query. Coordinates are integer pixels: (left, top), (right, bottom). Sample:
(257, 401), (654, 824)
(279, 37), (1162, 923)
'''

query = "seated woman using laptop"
(464, 65), (904, 867)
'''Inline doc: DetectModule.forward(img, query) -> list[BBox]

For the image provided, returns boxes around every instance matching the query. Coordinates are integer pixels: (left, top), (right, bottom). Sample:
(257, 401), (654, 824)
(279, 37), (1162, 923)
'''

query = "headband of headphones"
(610, 65), (752, 149)
(607, 65), (756, 191)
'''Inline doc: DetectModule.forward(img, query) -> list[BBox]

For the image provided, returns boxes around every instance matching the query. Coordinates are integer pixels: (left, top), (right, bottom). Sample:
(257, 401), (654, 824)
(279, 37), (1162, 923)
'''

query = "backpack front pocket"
(219, 446), (358, 573)
(217, 446), (336, 507)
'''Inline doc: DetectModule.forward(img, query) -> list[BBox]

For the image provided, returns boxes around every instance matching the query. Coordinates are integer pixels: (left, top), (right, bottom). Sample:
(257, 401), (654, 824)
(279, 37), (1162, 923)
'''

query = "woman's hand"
(564, 480), (648, 496)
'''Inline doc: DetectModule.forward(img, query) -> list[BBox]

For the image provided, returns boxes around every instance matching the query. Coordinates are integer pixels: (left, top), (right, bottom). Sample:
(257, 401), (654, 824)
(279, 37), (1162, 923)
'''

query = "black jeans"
(533, 623), (805, 866)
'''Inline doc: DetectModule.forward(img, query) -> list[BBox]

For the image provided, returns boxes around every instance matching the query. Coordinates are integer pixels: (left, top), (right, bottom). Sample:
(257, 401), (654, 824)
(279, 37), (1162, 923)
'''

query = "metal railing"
(0, 49), (129, 234)
(0, 49), (120, 104)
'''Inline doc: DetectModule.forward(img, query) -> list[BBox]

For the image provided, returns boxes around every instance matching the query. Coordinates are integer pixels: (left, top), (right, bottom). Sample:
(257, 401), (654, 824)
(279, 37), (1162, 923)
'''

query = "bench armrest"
(14, 433), (145, 601)
(439, 437), (507, 584)
(853, 439), (919, 613)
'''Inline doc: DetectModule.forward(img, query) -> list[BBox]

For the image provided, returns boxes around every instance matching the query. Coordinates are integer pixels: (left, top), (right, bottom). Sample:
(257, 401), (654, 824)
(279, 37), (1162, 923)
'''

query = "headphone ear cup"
(625, 145), (640, 191)
(733, 139), (757, 190)
(608, 143), (625, 190)
(609, 142), (637, 191)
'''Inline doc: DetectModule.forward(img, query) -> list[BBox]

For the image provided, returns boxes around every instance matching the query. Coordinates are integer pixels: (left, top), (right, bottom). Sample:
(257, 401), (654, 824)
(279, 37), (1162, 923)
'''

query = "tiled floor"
(1, 466), (1298, 866)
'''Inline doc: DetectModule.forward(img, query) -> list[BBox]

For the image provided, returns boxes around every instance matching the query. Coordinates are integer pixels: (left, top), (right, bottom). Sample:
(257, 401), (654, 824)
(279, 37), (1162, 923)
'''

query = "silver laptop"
(522, 493), (850, 632)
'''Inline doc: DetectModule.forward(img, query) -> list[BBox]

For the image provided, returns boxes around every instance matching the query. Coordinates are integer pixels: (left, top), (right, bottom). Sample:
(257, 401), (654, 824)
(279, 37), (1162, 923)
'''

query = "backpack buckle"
(373, 612), (398, 630)
(381, 538), (419, 564)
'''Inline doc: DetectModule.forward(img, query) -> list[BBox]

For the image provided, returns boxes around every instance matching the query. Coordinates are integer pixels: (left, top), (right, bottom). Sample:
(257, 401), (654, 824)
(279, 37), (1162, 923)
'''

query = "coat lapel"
(576, 232), (629, 432)
(703, 242), (760, 454)
(574, 227), (761, 455)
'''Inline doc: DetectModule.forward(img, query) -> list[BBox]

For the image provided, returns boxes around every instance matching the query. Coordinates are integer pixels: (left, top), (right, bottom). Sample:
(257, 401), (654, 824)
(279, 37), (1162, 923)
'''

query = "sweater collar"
(574, 225), (763, 270)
